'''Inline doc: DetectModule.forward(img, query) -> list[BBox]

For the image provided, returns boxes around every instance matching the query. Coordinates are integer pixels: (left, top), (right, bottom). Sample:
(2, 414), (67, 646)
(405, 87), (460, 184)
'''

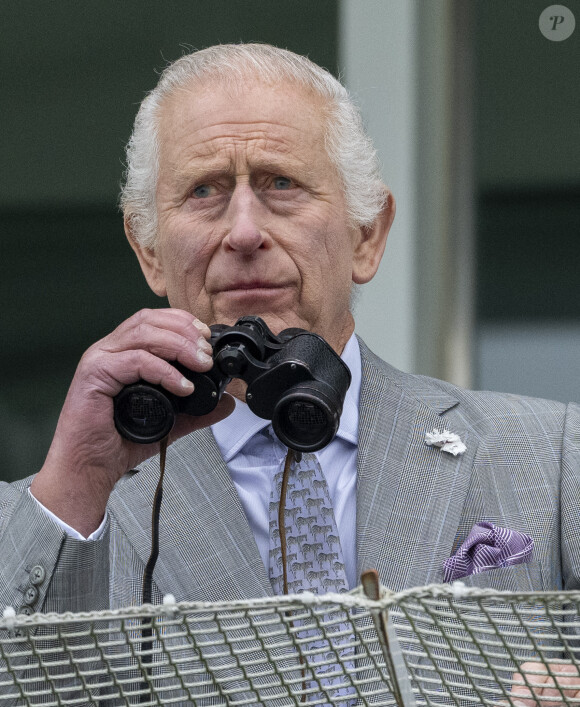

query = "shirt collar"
(212, 332), (361, 462)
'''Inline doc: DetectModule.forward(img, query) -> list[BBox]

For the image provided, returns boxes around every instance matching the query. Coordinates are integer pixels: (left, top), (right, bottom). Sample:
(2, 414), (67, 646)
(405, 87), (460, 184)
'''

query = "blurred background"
(2, 0), (579, 481)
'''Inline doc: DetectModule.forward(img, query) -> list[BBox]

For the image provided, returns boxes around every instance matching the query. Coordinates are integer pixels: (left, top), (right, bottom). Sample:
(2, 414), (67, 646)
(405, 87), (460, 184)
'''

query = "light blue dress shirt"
(211, 333), (361, 589)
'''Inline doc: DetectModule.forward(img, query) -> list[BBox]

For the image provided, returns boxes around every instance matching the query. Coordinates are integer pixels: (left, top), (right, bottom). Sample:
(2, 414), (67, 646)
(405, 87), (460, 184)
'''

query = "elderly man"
(1, 43), (580, 703)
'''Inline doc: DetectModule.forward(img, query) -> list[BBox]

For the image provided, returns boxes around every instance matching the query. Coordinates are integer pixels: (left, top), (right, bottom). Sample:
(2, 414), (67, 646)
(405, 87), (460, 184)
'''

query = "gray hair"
(120, 43), (385, 250)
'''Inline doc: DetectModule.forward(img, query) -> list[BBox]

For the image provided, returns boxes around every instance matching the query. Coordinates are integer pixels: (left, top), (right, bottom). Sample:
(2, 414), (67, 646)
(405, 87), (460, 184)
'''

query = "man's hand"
(509, 662), (580, 706)
(30, 308), (235, 537)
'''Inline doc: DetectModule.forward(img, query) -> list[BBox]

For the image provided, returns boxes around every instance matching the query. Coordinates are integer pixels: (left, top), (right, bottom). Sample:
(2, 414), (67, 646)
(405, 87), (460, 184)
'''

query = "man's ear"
(352, 188), (396, 284)
(124, 217), (167, 297)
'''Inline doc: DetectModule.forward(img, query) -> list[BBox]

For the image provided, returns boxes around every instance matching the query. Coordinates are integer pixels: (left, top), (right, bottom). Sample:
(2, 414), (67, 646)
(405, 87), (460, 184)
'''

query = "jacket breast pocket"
(456, 560), (543, 592)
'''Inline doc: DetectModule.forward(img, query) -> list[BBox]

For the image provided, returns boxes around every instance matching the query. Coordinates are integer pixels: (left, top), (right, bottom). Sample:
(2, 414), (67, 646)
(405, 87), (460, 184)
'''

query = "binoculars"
(113, 316), (351, 452)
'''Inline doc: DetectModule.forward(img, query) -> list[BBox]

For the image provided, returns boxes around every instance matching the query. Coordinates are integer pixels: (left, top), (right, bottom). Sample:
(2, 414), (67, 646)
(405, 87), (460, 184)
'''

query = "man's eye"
(272, 176), (293, 190)
(192, 184), (214, 198)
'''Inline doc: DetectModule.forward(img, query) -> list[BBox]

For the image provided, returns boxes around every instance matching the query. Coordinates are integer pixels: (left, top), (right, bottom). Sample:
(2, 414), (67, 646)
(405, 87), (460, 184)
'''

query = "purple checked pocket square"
(443, 521), (534, 583)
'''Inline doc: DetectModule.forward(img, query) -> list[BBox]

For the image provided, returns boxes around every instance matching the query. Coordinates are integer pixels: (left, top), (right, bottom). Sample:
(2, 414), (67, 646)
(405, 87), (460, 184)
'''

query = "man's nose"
(223, 184), (266, 254)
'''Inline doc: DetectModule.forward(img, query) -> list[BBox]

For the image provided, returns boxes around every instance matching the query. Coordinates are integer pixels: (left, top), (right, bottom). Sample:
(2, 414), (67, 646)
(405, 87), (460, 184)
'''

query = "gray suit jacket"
(1, 337), (580, 618)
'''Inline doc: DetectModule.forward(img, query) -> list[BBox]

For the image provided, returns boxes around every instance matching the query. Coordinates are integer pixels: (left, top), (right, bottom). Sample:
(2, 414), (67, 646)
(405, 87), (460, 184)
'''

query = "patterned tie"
(268, 438), (355, 704)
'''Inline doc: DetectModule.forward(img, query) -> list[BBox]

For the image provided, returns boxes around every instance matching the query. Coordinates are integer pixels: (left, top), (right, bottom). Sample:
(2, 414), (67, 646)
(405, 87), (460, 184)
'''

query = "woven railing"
(1, 583), (580, 706)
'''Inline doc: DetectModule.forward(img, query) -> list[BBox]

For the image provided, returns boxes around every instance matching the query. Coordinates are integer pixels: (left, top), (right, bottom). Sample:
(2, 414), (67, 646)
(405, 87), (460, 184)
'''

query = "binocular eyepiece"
(113, 316), (351, 452)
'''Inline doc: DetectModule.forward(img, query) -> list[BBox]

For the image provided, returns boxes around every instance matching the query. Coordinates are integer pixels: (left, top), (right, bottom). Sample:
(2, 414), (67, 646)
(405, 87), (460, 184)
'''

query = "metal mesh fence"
(1, 583), (580, 706)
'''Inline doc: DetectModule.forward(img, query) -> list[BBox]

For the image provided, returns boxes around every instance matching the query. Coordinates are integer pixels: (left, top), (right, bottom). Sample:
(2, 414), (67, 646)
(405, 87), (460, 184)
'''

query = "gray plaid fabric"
(0, 337), (579, 701)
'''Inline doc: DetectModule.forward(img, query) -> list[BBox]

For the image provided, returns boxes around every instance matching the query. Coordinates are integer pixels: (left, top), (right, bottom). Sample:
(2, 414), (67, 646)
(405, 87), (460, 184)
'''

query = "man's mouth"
(221, 281), (289, 292)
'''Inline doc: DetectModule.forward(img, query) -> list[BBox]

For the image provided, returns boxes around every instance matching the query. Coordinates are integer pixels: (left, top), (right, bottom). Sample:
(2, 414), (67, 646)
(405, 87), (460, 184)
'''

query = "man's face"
(132, 78), (388, 354)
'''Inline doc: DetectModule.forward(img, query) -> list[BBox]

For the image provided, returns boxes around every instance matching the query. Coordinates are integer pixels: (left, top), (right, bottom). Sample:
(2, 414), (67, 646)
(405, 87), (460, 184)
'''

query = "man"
(1, 43), (580, 703)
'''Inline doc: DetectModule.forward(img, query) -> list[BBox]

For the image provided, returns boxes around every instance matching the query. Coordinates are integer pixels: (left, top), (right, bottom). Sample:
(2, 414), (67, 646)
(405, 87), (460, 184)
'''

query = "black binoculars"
(113, 316), (351, 452)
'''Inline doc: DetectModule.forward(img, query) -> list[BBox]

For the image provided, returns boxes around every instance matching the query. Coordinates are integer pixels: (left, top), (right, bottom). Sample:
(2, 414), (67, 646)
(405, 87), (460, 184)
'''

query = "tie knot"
(265, 424), (304, 463)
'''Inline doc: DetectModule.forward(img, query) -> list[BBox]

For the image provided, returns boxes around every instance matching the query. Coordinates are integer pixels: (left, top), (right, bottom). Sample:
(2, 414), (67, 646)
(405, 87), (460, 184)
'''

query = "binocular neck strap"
(277, 448), (301, 595)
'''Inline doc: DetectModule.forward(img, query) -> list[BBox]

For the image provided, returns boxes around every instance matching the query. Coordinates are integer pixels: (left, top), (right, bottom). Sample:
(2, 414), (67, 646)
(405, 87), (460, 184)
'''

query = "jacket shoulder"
(356, 335), (572, 436)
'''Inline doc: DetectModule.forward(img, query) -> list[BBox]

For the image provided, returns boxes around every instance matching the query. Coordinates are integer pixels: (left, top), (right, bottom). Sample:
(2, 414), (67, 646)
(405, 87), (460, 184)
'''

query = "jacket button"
(18, 605), (34, 616)
(24, 586), (38, 604)
(30, 565), (45, 585)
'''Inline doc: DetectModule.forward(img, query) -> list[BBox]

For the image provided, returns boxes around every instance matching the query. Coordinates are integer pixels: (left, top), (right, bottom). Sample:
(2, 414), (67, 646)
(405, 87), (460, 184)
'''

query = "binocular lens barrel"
(114, 385), (175, 444)
(273, 385), (338, 452)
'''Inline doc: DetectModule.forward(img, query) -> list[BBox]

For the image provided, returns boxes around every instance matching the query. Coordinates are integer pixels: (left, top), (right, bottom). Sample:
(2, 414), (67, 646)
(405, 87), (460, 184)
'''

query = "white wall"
(339, 0), (419, 373)
(339, 1), (475, 385)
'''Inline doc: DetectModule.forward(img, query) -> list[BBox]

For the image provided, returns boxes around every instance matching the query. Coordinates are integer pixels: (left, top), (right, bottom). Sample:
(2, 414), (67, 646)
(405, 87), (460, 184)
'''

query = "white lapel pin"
(425, 428), (466, 456)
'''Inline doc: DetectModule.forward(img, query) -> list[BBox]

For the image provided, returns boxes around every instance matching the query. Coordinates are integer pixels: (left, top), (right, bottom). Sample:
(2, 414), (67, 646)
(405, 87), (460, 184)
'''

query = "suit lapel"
(356, 340), (479, 591)
(110, 427), (272, 603)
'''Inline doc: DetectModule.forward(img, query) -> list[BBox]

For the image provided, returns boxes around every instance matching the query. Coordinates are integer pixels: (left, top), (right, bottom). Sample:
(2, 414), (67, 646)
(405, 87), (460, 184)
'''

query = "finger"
(512, 663), (580, 705)
(520, 662), (579, 677)
(153, 308), (213, 339)
(130, 307), (211, 334)
(116, 309), (213, 346)
(541, 664), (580, 697)
(105, 322), (213, 374)
(147, 308), (212, 338)
(92, 349), (199, 398)
(509, 686), (541, 705)
(85, 313), (215, 390)
(513, 666), (550, 684)
(106, 309), (213, 352)
(511, 668), (548, 704)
